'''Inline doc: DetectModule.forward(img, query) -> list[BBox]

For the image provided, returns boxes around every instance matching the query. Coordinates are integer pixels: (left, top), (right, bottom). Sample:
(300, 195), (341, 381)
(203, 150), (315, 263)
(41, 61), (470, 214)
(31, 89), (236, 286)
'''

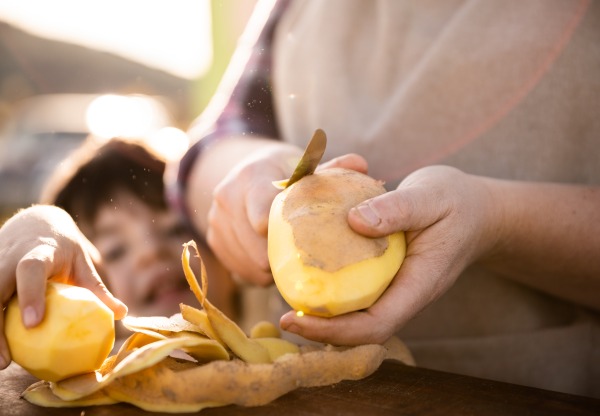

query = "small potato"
(5, 282), (115, 382)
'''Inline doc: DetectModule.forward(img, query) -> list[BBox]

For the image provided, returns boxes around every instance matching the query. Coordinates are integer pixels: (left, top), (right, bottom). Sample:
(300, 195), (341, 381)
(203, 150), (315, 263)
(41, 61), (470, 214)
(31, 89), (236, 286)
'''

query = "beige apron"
(269, 0), (600, 397)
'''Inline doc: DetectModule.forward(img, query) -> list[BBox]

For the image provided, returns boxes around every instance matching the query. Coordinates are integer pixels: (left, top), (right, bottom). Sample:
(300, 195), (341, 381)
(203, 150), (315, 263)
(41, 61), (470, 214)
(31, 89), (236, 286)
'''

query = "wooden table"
(1, 360), (599, 416)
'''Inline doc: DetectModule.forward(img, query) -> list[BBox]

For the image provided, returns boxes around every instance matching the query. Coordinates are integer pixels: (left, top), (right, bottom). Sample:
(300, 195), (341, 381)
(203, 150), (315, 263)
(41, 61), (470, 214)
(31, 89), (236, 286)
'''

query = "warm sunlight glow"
(0, 0), (212, 79)
(148, 127), (190, 162)
(86, 94), (170, 139)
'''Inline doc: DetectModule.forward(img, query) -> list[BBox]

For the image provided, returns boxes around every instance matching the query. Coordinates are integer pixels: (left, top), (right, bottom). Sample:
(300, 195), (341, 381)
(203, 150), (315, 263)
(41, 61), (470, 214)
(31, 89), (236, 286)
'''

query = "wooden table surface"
(1, 360), (599, 416)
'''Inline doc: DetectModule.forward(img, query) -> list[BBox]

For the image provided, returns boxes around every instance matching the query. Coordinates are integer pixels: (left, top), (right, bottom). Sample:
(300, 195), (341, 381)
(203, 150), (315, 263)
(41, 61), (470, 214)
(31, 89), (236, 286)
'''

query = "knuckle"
(212, 184), (231, 207)
(377, 193), (413, 231)
(16, 256), (47, 279)
(255, 271), (273, 287)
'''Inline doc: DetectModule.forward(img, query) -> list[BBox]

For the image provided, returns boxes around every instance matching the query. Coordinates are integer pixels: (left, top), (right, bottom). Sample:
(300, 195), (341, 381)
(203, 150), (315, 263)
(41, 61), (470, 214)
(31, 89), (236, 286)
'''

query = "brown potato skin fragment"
(105, 344), (387, 409)
(182, 242), (271, 364)
(22, 381), (118, 408)
(282, 168), (389, 272)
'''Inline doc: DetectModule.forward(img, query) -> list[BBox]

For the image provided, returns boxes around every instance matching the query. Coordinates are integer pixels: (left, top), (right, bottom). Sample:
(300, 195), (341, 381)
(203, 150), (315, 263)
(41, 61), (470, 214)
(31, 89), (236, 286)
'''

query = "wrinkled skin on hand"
(0, 205), (127, 369)
(278, 162), (600, 345)
(280, 165), (501, 345)
(208, 154), (497, 345)
(208, 147), (600, 347)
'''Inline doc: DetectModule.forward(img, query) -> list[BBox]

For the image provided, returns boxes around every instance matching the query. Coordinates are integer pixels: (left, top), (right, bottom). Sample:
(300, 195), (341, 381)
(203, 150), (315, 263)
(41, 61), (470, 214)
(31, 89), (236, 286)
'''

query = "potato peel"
(20, 239), (415, 413)
(168, 332), (230, 363)
(105, 344), (385, 411)
(104, 357), (226, 413)
(22, 380), (118, 408)
(51, 335), (212, 401)
(384, 335), (416, 366)
(122, 314), (206, 337)
(182, 241), (271, 364)
(115, 332), (163, 362)
(179, 304), (224, 345)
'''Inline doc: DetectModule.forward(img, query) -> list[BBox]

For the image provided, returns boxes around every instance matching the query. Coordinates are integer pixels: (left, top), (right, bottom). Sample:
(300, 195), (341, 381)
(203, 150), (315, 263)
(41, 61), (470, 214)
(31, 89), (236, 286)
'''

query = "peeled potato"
(250, 320), (281, 339)
(5, 282), (115, 382)
(268, 168), (406, 317)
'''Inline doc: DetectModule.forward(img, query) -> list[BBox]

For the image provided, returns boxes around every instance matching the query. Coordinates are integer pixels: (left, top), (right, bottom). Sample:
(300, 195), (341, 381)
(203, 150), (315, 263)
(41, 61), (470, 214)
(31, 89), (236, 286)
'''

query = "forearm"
(482, 178), (600, 310)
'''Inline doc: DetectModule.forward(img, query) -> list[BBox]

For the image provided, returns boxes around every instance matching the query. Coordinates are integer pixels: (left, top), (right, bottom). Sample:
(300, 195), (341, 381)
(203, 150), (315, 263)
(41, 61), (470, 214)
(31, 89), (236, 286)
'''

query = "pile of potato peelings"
(21, 241), (414, 413)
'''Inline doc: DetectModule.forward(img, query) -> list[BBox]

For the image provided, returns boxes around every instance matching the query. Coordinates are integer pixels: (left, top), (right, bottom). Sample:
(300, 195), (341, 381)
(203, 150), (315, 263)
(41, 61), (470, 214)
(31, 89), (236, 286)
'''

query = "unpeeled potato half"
(268, 168), (406, 317)
(5, 282), (115, 382)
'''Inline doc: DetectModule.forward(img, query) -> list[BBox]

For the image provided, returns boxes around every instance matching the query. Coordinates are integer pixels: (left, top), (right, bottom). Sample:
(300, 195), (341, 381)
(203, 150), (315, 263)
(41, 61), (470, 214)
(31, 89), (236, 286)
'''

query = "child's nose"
(135, 232), (167, 266)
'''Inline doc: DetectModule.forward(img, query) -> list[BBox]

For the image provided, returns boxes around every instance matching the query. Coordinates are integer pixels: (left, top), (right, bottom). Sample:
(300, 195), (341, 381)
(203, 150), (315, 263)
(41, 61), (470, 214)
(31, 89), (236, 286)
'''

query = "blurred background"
(0, 0), (257, 221)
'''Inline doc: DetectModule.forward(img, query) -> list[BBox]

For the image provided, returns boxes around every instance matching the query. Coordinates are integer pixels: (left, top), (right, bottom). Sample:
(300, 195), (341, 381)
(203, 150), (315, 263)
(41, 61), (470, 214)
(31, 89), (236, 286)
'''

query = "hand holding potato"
(0, 205), (127, 369)
(200, 136), (369, 287)
(280, 164), (600, 345)
(269, 167), (406, 318)
(204, 143), (299, 287)
(279, 165), (496, 345)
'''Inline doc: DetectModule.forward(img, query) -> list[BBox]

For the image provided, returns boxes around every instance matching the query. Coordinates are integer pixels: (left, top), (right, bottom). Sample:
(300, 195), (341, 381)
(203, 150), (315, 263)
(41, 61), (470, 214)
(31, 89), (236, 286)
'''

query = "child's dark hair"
(42, 138), (167, 227)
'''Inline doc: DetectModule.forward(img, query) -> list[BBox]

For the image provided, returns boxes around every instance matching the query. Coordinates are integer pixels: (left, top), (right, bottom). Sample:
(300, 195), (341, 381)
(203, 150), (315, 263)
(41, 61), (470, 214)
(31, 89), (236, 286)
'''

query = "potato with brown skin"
(268, 168), (406, 317)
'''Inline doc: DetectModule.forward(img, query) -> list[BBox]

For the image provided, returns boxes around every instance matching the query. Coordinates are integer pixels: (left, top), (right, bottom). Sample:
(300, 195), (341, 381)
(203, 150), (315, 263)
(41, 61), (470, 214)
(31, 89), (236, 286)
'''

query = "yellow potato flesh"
(268, 168), (406, 317)
(5, 282), (115, 382)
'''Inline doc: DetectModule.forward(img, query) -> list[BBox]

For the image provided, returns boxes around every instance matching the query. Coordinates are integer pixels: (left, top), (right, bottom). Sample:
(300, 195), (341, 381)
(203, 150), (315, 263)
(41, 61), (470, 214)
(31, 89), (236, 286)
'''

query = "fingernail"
(23, 306), (38, 328)
(354, 203), (381, 226)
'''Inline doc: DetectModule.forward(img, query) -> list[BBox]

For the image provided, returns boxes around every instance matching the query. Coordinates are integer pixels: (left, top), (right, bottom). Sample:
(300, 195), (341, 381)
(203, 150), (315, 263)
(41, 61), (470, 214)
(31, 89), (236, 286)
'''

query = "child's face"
(90, 189), (199, 317)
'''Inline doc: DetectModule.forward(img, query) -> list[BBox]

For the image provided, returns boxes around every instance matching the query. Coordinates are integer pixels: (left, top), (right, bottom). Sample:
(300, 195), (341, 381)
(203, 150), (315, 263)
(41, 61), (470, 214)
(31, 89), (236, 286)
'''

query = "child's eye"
(165, 222), (188, 238)
(103, 245), (127, 263)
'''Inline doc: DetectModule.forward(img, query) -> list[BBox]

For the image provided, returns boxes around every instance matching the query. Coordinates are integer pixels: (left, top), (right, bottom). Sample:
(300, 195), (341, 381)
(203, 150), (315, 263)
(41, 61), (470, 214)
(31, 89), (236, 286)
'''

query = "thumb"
(348, 185), (448, 238)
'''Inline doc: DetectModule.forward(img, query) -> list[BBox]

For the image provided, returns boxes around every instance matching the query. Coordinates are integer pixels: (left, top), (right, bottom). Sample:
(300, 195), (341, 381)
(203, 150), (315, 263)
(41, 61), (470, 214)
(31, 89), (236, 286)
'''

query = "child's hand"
(0, 205), (127, 369)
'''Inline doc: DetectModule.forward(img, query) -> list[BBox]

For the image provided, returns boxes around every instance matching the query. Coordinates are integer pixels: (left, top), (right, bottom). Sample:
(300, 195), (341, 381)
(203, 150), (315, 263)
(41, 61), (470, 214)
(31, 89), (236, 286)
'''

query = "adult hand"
(280, 165), (500, 345)
(0, 205), (128, 369)
(207, 143), (368, 287)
